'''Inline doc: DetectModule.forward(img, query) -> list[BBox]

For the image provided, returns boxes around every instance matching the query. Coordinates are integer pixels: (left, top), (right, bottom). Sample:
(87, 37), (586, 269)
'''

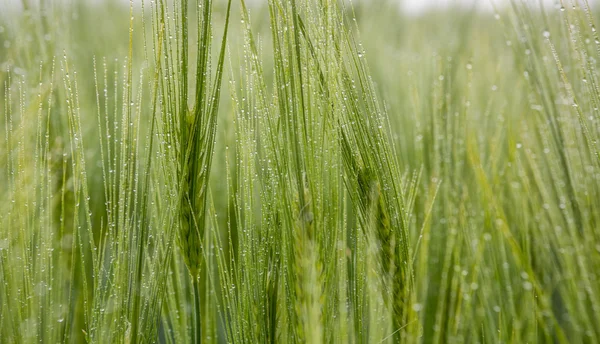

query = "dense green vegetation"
(1, 0), (600, 342)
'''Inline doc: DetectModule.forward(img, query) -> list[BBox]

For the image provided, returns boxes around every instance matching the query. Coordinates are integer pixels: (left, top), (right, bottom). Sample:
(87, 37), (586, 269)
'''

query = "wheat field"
(1, 0), (599, 343)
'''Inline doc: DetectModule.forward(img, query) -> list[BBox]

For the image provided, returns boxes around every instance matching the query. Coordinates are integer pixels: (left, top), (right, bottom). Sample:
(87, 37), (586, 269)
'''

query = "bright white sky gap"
(404, 0), (545, 14)
(401, 0), (597, 14)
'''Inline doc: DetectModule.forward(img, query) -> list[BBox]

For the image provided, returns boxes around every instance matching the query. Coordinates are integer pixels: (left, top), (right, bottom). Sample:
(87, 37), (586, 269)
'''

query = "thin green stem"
(192, 276), (202, 344)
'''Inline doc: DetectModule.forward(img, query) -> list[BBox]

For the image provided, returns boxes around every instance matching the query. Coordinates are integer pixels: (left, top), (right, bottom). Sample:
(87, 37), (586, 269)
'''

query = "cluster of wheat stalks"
(1, 0), (600, 343)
